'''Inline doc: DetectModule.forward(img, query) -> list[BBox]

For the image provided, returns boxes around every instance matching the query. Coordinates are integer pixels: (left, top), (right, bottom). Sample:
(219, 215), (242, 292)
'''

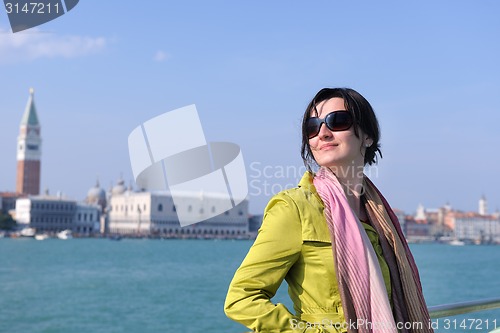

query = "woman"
(224, 88), (433, 333)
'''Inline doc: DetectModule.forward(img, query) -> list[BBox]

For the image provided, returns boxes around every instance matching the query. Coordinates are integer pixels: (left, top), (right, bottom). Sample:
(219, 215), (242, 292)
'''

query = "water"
(0, 239), (499, 333)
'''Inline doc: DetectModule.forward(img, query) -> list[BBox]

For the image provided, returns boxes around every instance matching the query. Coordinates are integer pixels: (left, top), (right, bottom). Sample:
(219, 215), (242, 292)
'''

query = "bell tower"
(16, 88), (42, 195)
(479, 195), (487, 216)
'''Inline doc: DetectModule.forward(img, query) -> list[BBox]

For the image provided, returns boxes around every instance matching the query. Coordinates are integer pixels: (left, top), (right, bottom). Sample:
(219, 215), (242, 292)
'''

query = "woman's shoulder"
(273, 185), (318, 207)
(262, 173), (330, 242)
(279, 171), (321, 204)
(265, 172), (320, 210)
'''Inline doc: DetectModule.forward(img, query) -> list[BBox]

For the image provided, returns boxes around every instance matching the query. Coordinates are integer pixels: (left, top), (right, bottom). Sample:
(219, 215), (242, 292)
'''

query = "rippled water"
(0, 239), (499, 333)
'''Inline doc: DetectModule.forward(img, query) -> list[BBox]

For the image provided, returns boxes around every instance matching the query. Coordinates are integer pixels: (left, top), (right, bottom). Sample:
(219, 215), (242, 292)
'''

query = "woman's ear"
(365, 137), (373, 148)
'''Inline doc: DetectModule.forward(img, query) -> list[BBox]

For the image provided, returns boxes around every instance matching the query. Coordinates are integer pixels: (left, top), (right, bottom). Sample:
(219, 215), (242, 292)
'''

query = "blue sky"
(1, 1), (500, 215)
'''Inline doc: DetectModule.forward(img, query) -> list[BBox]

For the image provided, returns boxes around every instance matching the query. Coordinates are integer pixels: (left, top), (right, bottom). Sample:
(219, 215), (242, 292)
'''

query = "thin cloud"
(153, 50), (169, 62)
(0, 27), (106, 64)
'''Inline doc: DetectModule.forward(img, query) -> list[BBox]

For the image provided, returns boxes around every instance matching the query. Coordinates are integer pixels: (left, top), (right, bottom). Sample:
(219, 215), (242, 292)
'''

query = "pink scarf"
(313, 167), (433, 333)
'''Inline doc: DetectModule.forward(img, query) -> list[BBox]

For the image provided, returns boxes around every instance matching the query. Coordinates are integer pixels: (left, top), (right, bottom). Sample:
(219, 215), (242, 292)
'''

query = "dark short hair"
(300, 87), (382, 171)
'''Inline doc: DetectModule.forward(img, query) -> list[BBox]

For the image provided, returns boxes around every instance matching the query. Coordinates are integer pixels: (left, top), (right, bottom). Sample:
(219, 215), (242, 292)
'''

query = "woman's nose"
(317, 122), (332, 139)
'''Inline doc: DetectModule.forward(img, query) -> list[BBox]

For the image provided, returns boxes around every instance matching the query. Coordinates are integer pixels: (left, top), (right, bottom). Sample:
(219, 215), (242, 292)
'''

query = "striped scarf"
(313, 167), (433, 333)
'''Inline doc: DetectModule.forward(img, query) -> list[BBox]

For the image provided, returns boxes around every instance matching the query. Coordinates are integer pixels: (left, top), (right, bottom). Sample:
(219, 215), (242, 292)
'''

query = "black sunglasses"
(306, 110), (353, 139)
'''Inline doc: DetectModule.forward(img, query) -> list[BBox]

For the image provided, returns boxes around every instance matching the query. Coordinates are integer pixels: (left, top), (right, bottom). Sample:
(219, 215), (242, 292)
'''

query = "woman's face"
(309, 98), (370, 171)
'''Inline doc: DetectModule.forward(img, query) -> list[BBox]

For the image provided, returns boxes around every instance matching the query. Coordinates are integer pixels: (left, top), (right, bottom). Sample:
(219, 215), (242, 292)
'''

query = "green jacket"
(224, 172), (391, 333)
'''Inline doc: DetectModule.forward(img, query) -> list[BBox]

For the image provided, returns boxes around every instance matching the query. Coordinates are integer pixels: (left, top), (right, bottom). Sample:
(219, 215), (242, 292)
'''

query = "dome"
(87, 180), (106, 202)
(124, 183), (134, 195)
(112, 179), (127, 195)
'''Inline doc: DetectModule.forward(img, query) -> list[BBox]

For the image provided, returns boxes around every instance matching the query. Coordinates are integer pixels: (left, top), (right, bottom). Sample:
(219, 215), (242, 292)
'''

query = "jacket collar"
(297, 171), (323, 205)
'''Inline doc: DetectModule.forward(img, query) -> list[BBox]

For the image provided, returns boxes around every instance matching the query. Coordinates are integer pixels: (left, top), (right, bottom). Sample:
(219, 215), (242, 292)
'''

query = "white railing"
(428, 297), (500, 333)
(428, 297), (500, 318)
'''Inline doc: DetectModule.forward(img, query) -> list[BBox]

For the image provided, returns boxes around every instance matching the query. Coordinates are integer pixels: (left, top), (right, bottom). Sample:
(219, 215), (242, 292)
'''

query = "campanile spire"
(16, 88), (42, 195)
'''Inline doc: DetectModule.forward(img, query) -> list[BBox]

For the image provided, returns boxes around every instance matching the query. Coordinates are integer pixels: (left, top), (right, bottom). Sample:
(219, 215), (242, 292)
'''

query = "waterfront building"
(16, 88), (42, 195)
(405, 215), (433, 241)
(415, 203), (426, 221)
(452, 212), (500, 244)
(85, 180), (109, 234)
(409, 196), (500, 243)
(248, 214), (263, 233)
(15, 195), (100, 235)
(85, 180), (107, 212)
(107, 186), (249, 237)
(479, 195), (488, 216)
(405, 204), (434, 241)
(0, 192), (19, 214)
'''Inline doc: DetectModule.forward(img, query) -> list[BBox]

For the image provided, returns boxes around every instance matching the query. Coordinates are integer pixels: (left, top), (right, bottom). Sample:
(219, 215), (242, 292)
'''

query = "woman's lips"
(320, 143), (339, 150)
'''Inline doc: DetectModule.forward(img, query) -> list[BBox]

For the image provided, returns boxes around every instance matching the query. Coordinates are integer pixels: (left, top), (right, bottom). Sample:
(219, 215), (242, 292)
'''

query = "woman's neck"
(328, 163), (365, 199)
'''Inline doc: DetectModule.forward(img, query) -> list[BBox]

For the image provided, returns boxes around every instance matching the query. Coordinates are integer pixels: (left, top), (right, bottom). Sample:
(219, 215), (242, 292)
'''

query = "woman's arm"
(224, 193), (307, 332)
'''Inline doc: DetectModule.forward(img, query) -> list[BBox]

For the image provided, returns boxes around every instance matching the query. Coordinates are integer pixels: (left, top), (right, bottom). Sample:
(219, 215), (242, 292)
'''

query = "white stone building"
(454, 214), (500, 244)
(108, 189), (249, 237)
(15, 196), (100, 235)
